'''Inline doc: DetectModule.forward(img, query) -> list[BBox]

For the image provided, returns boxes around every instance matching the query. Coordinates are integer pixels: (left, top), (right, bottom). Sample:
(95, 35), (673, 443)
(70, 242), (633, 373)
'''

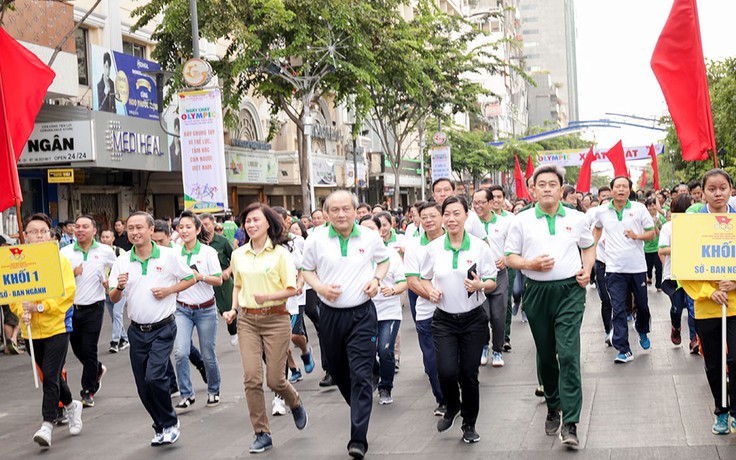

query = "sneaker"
(560, 422), (579, 447)
(6, 340), (20, 355)
(690, 339), (700, 355)
(712, 413), (729, 434)
(639, 332), (651, 350)
(347, 442), (366, 459)
(53, 406), (68, 425)
(230, 334), (239, 347)
(614, 351), (634, 363)
(291, 401), (308, 430)
(319, 373), (335, 387)
(169, 388), (180, 399)
(395, 356), (400, 373)
(175, 396), (195, 411)
(503, 340), (512, 352)
(249, 432), (273, 453)
(462, 425), (480, 443)
(66, 400), (83, 435)
(378, 388), (393, 405)
(604, 330), (613, 347)
(272, 396), (286, 416)
(626, 314), (633, 322)
(512, 302), (520, 316)
(81, 391), (94, 408)
(151, 431), (164, 446)
(96, 364), (107, 395)
(480, 345), (490, 366)
(302, 347), (315, 374)
(197, 365), (208, 384)
(491, 351), (504, 367)
(108, 341), (119, 354)
(161, 424), (180, 444)
(521, 311), (528, 323)
(437, 410), (460, 433)
(730, 414), (736, 434)
(671, 327), (682, 345)
(33, 422), (53, 448)
(545, 408), (562, 435)
(289, 369), (303, 383)
(118, 339), (130, 351)
(433, 404), (447, 416)
(206, 394), (220, 407)
(535, 386), (545, 397)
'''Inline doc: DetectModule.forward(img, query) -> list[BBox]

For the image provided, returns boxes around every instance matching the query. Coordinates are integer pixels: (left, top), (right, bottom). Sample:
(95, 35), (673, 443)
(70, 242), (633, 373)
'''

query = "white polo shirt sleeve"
(372, 233), (390, 265)
(300, 235), (318, 272)
(465, 211), (488, 241)
(504, 212), (525, 256)
(477, 242), (497, 281)
(577, 223), (595, 249)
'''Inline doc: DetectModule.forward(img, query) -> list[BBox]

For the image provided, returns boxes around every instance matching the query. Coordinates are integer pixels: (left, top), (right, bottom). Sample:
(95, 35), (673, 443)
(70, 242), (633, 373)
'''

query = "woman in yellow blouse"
(223, 203), (308, 453)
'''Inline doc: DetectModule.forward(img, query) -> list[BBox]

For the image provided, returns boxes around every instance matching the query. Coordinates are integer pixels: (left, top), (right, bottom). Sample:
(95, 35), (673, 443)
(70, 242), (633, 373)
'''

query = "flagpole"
(15, 197), (24, 244)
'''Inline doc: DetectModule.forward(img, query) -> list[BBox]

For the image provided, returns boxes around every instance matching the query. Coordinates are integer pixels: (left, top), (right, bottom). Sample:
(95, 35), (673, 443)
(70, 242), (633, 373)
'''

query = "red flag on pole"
(514, 155), (530, 201)
(576, 146), (595, 193)
(648, 144), (660, 190)
(0, 27), (56, 212)
(639, 169), (647, 190)
(605, 140), (628, 177)
(650, 0), (716, 163)
(525, 154), (534, 179)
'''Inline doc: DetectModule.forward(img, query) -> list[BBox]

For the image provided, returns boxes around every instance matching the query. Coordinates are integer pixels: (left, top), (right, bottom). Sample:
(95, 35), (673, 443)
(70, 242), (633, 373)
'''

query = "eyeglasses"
(215, 227), (223, 232)
(25, 229), (50, 236)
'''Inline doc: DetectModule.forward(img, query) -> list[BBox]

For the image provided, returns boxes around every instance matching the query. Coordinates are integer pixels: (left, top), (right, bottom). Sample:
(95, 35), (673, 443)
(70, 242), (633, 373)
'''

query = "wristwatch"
(36, 304), (44, 313)
(373, 276), (382, 283)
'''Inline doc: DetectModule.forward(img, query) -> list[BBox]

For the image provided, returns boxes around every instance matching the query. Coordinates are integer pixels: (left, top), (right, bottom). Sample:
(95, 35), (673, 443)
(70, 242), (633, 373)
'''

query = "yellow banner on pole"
(0, 242), (65, 303)
(671, 213), (736, 280)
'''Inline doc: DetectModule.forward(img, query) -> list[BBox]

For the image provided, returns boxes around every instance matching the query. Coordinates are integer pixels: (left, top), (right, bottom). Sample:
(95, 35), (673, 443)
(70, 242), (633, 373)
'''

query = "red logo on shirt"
(467, 260), (473, 264)
(358, 248), (365, 254)
(566, 226), (572, 232)
(156, 266), (163, 272)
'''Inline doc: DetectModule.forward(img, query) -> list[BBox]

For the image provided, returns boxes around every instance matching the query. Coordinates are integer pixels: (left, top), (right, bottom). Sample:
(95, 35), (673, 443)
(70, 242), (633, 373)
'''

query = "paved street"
(2, 285), (736, 459)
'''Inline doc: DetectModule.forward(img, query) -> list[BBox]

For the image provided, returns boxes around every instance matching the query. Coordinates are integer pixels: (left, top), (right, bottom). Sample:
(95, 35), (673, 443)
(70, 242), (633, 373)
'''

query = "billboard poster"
(90, 45), (160, 120)
(430, 146), (452, 183)
(178, 89), (228, 212)
(226, 150), (278, 184)
(536, 143), (664, 167)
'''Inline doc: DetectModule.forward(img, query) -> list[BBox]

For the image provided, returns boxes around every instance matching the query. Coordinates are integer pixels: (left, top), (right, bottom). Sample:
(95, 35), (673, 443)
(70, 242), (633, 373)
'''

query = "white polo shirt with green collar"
(593, 199), (653, 273)
(479, 211), (512, 262)
(384, 229), (405, 252)
(109, 242), (194, 324)
(177, 240), (222, 305)
(505, 203), (595, 282)
(405, 232), (440, 322)
(373, 247), (405, 321)
(301, 223), (390, 309)
(61, 240), (117, 305)
(420, 231), (496, 314)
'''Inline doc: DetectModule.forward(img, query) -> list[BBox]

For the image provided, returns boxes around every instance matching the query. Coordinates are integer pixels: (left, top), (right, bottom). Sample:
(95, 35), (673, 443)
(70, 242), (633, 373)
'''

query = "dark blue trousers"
(320, 300), (377, 452)
(408, 289), (419, 324)
(594, 260), (612, 334)
(128, 320), (178, 432)
(606, 272), (650, 354)
(415, 316), (444, 405)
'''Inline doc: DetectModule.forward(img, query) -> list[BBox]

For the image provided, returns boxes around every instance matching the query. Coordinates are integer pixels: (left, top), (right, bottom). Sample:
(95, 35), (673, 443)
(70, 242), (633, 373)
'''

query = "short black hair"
(610, 175), (633, 189)
(473, 188), (492, 201)
(103, 52), (111, 67)
(702, 168), (734, 188)
(533, 165), (565, 186)
(357, 202), (371, 212)
(153, 219), (171, 236)
(25, 213), (52, 229)
(272, 206), (288, 220)
(597, 186), (611, 194)
(488, 184), (505, 197)
(688, 180), (702, 191)
(359, 214), (382, 229)
(441, 195), (468, 215)
(432, 177), (455, 192)
(417, 201), (441, 216)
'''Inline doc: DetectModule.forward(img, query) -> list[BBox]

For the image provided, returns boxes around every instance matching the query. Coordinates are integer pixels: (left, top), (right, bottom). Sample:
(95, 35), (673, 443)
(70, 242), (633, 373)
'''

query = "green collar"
(384, 229), (397, 246)
(419, 232), (430, 246)
(608, 199), (632, 221)
(129, 242), (161, 275)
(73, 240), (99, 261)
(535, 203), (566, 236)
(182, 240), (202, 265)
(329, 223), (361, 257)
(443, 231), (471, 269)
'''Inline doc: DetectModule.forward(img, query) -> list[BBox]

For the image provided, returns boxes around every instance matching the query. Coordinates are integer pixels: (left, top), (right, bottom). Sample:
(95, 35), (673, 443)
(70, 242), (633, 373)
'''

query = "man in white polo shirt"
(593, 176), (655, 363)
(109, 211), (195, 446)
(301, 190), (389, 460)
(505, 165), (596, 448)
(60, 215), (117, 408)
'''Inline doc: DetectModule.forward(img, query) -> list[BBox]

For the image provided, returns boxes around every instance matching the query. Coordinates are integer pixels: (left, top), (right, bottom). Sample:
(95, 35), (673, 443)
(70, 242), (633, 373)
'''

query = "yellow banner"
(0, 242), (65, 303)
(671, 213), (736, 280)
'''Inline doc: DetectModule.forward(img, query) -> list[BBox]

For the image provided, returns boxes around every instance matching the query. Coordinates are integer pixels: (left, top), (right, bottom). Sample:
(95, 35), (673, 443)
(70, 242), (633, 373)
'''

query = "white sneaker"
(230, 334), (238, 347)
(491, 351), (505, 367)
(65, 400), (83, 435)
(480, 345), (489, 366)
(33, 422), (53, 448)
(161, 424), (180, 444)
(272, 395), (286, 416)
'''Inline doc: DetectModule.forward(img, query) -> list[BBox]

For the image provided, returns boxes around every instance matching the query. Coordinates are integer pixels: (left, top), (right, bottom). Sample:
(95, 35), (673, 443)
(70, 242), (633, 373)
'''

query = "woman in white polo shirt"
(419, 196), (496, 444)
(359, 215), (407, 406)
(173, 211), (224, 410)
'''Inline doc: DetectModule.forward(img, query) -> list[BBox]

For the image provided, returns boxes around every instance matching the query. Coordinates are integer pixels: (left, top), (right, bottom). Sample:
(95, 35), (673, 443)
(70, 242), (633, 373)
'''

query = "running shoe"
(272, 396), (286, 416)
(33, 422), (53, 448)
(249, 432), (272, 453)
(437, 411), (460, 433)
(639, 332), (651, 350)
(713, 413), (729, 435)
(108, 341), (119, 354)
(302, 347), (315, 374)
(378, 388), (393, 405)
(560, 423), (579, 447)
(545, 408), (562, 435)
(671, 327), (682, 345)
(491, 351), (504, 367)
(480, 345), (489, 366)
(614, 351), (634, 363)
(289, 369), (303, 383)
(462, 425), (480, 443)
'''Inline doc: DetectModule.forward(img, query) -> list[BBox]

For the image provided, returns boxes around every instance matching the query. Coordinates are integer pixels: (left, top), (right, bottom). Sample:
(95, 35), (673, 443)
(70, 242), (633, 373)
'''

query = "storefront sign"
(226, 149), (278, 184)
(19, 121), (94, 165)
(47, 169), (74, 183)
(92, 112), (170, 171)
(231, 139), (272, 151)
(312, 124), (341, 141)
(536, 143), (664, 167)
(671, 213), (736, 280)
(430, 146), (452, 183)
(0, 242), (65, 303)
(179, 89), (228, 212)
(90, 45), (161, 120)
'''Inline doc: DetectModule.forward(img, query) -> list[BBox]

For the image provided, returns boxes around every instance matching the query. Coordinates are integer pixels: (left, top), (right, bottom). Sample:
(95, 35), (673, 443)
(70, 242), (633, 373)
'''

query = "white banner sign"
(536, 143), (664, 167)
(312, 156), (337, 186)
(430, 146), (452, 183)
(19, 121), (94, 165)
(345, 161), (368, 188)
(226, 150), (278, 184)
(179, 89), (228, 212)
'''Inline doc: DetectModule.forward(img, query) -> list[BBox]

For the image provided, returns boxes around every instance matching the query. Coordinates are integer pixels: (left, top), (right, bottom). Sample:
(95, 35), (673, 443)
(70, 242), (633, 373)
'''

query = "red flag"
(525, 154), (534, 179)
(514, 155), (530, 201)
(648, 144), (660, 190)
(639, 169), (647, 190)
(0, 27), (56, 212)
(651, 0), (715, 162)
(605, 140), (628, 177)
(576, 146), (595, 193)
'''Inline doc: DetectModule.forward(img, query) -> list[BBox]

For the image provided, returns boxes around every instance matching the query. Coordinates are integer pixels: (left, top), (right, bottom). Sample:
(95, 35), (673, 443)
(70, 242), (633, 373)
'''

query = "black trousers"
(695, 316), (736, 415)
(70, 301), (105, 395)
(594, 260), (612, 334)
(485, 269), (508, 353)
(645, 252), (663, 289)
(305, 289), (328, 371)
(33, 333), (73, 422)
(128, 320), (178, 432)
(432, 306), (489, 427)
(320, 300), (377, 452)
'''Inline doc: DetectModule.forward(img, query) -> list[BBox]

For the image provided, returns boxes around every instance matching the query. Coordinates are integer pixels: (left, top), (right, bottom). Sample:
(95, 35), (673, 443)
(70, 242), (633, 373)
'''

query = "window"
(75, 28), (89, 86)
(123, 41), (146, 59)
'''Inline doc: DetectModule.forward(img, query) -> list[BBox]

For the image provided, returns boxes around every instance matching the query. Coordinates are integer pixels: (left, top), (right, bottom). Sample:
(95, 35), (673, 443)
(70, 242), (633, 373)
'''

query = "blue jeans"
(174, 304), (221, 398)
(606, 272), (651, 354)
(408, 289), (418, 324)
(105, 292), (128, 343)
(415, 317), (444, 405)
(374, 320), (400, 390)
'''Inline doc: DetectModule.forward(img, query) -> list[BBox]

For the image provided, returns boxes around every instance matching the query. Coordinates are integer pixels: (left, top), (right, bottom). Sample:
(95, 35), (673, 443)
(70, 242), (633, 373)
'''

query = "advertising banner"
(312, 156), (337, 186)
(536, 143), (664, 167)
(19, 121), (94, 165)
(90, 45), (160, 120)
(671, 213), (736, 280)
(430, 146), (452, 183)
(0, 242), (65, 303)
(345, 159), (368, 188)
(226, 150), (278, 184)
(179, 89), (228, 212)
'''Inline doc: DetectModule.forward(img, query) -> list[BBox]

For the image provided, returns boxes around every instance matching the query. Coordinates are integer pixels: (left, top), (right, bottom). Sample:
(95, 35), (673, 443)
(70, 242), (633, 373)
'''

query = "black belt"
(130, 314), (175, 332)
(74, 300), (104, 310)
(434, 305), (484, 320)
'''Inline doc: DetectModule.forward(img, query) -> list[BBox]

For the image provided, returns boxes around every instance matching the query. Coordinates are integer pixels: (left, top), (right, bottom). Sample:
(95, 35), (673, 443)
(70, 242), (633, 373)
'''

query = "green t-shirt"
(644, 213), (666, 253)
(685, 202), (705, 214)
(222, 220), (238, 245)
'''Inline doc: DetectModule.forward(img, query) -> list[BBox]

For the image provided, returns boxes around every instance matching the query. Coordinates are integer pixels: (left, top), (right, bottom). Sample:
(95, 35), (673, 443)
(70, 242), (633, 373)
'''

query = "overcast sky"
(574, 0), (736, 152)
